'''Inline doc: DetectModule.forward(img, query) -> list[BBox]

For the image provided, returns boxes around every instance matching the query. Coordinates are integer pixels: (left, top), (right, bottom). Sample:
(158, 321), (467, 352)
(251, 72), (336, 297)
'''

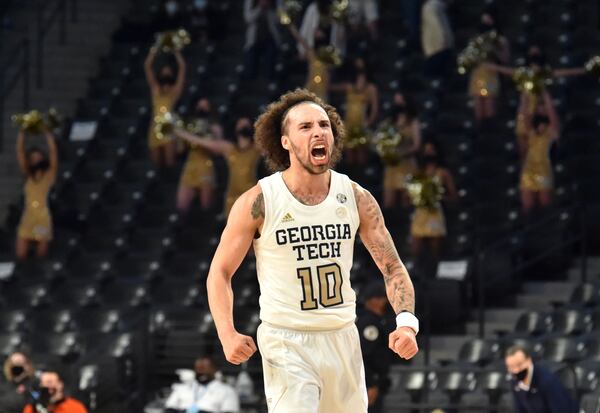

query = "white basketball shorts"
(257, 322), (368, 413)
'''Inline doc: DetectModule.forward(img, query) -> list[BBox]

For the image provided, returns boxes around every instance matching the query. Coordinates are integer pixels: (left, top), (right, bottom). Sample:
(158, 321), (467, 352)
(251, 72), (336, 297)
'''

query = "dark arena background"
(1, 0), (600, 412)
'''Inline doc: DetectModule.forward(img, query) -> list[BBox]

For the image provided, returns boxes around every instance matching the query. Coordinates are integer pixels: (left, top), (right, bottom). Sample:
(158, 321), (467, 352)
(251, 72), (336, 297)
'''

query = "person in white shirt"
(207, 88), (419, 413)
(165, 356), (239, 413)
(421, 0), (455, 78)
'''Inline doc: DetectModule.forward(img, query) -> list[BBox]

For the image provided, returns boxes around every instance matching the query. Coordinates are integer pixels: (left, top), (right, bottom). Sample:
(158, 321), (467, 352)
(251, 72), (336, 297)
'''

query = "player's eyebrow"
(298, 121), (313, 128)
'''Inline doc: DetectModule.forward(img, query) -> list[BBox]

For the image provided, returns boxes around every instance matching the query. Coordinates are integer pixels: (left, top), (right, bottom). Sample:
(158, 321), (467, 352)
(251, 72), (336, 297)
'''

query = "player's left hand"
(389, 326), (418, 360)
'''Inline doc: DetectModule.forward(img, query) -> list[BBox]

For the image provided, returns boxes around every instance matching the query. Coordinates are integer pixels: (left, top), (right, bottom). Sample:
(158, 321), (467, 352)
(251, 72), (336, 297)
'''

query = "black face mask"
(195, 109), (210, 118)
(196, 374), (213, 385)
(159, 75), (176, 86)
(29, 159), (50, 175)
(479, 22), (495, 33)
(423, 155), (438, 165)
(237, 127), (253, 139)
(10, 365), (24, 379)
(513, 367), (529, 382)
(532, 115), (549, 130)
(527, 55), (545, 67)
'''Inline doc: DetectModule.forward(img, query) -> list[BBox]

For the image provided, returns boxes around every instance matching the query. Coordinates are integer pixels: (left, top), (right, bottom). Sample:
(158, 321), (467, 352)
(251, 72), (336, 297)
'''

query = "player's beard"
(289, 139), (329, 175)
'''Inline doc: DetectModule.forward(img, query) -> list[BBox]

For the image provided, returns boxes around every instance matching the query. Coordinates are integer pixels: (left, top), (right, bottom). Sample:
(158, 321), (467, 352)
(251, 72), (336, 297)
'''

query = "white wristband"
(396, 312), (419, 335)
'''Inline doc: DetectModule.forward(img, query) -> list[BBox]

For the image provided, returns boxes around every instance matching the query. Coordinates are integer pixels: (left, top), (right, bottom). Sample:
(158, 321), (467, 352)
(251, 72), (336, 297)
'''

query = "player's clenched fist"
(389, 327), (418, 360)
(222, 331), (257, 365)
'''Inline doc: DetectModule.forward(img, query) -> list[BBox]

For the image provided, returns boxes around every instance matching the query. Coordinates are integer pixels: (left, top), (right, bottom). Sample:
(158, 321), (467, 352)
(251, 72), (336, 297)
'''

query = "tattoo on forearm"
(354, 184), (415, 314)
(251, 193), (264, 220)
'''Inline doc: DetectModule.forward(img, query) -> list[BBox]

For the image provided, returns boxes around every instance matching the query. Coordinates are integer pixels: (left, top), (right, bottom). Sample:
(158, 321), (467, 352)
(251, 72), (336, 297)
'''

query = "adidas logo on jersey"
(281, 213), (294, 223)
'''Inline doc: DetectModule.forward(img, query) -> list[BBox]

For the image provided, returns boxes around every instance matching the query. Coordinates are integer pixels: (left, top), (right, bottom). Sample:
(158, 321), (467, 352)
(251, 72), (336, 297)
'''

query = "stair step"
(484, 308), (525, 323)
(522, 281), (576, 295)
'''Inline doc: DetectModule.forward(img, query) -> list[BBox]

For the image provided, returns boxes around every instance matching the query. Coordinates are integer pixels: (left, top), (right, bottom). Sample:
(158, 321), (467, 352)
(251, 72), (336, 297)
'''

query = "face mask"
(479, 22), (495, 33)
(196, 374), (213, 385)
(423, 154), (438, 165)
(29, 159), (50, 175)
(196, 109), (210, 118)
(159, 75), (176, 86)
(237, 127), (253, 139)
(532, 115), (549, 130)
(514, 367), (528, 382)
(527, 54), (545, 67)
(165, 1), (179, 16)
(10, 365), (24, 379)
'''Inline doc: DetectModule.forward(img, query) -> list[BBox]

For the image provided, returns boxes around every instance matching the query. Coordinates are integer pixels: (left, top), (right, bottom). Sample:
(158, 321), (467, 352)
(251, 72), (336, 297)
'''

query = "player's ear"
(281, 134), (290, 150)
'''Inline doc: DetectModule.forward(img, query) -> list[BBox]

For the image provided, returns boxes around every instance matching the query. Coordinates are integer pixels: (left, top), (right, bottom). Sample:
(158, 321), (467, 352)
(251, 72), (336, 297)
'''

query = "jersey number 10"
(297, 263), (344, 310)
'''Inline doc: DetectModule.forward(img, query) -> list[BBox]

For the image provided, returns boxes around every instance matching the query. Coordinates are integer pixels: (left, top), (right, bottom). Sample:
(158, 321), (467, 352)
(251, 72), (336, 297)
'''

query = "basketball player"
(207, 88), (419, 412)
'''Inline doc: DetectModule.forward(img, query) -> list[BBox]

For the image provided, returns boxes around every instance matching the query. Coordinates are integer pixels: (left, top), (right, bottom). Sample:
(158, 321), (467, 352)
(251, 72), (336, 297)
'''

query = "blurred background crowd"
(1, 0), (600, 412)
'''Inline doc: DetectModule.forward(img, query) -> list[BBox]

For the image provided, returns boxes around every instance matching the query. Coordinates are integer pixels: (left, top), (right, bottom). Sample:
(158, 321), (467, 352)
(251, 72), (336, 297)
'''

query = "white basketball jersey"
(253, 170), (360, 331)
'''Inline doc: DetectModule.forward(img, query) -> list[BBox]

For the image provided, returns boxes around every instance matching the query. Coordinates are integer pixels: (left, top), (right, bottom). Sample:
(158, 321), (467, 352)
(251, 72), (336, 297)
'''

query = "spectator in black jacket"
(357, 282), (392, 413)
(505, 344), (579, 413)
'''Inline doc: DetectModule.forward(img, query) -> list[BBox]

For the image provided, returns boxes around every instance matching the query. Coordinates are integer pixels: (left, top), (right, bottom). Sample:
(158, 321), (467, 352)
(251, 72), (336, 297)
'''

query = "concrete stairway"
(0, 0), (130, 223)
(414, 256), (600, 365)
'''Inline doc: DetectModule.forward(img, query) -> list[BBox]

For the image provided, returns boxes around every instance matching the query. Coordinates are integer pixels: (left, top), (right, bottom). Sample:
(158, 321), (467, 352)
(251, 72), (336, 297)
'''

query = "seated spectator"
(0, 352), (36, 413)
(243, 0), (281, 80)
(421, 0), (455, 79)
(23, 370), (88, 413)
(165, 356), (239, 413)
(505, 344), (579, 413)
(357, 282), (392, 413)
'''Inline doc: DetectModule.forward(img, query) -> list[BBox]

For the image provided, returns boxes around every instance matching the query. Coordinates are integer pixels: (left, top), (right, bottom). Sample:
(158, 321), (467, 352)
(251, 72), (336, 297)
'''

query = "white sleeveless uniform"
(254, 170), (368, 413)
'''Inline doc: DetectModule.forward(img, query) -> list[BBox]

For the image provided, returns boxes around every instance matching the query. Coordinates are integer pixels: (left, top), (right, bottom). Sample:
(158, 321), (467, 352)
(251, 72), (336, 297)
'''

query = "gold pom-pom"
(12, 110), (45, 134)
(154, 28), (191, 53)
(457, 30), (498, 74)
(315, 45), (342, 66)
(345, 125), (368, 149)
(512, 66), (552, 95)
(585, 55), (600, 76)
(406, 174), (444, 211)
(278, 0), (302, 25)
(373, 121), (404, 165)
(154, 111), (183, 140)
(330, 0), (349, 23)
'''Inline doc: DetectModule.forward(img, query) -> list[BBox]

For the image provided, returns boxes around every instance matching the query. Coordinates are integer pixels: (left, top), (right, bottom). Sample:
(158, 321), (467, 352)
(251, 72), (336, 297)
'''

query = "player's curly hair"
(254, 88), (345, 172)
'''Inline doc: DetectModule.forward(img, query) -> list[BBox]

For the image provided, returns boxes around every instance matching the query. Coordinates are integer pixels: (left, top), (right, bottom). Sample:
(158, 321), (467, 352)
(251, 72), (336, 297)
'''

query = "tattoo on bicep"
(360, 189), (415, 314)
(251, 193), (264, 220)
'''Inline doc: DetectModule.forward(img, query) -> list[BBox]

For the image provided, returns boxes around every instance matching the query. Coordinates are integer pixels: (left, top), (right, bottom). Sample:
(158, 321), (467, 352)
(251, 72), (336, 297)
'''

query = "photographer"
(23, 370), (87, 413)
(0, 352), (36, 413)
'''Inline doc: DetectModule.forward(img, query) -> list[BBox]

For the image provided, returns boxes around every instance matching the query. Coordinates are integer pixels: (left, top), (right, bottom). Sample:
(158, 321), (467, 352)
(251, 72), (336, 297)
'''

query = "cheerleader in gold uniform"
(15, 129), (58, 260)
(288, 23), (339, 102)
(176, 97), (219, 213)
(331, 60), (379, 165)
(518, 90), (560, 213)
(410, 141), (458, 260)
(468, 12), (510, 122)
(144, 47), (186, 168)
(174, 117), (261, 216)
(383, 93), (421, 209)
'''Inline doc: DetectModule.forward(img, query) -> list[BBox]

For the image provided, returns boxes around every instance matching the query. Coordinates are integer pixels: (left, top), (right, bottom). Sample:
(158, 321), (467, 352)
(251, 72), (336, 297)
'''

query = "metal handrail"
(0, 37), (30, 151)
(475, 204), (588, 338)
(0, 0), (77, 149)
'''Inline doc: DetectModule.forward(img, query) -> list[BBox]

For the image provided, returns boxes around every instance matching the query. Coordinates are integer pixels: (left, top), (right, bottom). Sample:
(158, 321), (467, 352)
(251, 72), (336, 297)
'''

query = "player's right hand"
(221, 331), (257, 365)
